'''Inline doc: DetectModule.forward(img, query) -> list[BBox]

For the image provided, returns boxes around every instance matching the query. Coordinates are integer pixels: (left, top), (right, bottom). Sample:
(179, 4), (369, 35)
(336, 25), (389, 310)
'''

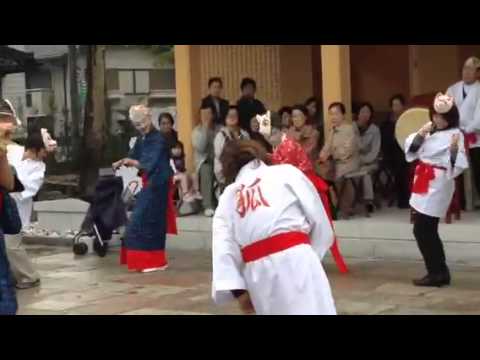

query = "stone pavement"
(16, 245), (480, 315)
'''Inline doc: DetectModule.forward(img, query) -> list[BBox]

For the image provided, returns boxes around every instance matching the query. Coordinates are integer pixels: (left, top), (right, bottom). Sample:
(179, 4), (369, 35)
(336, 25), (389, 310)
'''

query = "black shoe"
(366, 203), (375, 213)
(412, 274), (450, 288)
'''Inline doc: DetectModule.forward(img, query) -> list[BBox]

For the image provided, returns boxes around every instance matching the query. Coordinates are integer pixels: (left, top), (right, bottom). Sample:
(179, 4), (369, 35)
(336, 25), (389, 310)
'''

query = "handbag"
(0, 188), (22, 235)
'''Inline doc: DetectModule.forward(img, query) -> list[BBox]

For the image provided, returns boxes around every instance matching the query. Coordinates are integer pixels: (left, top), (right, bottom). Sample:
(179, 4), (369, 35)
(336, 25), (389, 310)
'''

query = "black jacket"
(236, 96), (267, 133)
(201, 95), (230, 127)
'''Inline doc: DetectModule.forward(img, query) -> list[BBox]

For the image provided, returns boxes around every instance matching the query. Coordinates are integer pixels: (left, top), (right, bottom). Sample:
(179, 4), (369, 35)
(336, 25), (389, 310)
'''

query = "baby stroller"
(72, 168), (139, 257)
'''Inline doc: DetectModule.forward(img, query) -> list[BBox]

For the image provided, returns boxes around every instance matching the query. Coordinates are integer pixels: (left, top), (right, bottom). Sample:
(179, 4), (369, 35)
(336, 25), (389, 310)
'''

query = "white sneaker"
(204, 209), (215, 217)
(193, 191), (203, 200)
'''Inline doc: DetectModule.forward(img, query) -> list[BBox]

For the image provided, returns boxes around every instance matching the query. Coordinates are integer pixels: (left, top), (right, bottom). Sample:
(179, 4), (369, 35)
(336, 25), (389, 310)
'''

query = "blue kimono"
(120, 129), (173, 271)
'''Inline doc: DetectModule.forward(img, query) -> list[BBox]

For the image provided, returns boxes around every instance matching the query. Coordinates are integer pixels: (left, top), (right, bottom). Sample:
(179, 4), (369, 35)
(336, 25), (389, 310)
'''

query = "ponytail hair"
(220, 140), (268, 185)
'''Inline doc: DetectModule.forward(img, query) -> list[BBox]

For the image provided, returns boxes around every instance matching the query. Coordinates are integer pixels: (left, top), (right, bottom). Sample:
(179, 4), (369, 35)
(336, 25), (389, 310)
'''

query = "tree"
(79, 45), (107, 197)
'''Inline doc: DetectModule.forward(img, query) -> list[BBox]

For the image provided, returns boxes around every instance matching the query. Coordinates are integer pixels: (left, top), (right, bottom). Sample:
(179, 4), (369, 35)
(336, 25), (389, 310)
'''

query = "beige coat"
(322, 123), (361, 180)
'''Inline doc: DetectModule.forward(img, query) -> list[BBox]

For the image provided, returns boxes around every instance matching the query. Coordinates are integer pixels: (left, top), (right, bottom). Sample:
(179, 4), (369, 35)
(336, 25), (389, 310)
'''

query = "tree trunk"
(68, 45), (81, 162)
(79, 45), (107, 198)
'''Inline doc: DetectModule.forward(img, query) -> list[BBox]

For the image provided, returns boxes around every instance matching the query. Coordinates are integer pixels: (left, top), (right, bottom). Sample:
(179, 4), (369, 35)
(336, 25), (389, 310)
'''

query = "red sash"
(241, 232), (310, 263)
(412, 161), (446, 195)
(465, 133), (478, 147)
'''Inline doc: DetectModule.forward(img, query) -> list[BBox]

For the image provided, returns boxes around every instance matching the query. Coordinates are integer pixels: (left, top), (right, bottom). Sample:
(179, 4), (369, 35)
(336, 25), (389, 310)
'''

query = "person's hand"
(419, 122), (434, 137)
(450, 133), (460, 151)
(123, 158), (140, 168)
(319, 150), (329, 163)
(237, 292), (255, 315)
(112, 159), (125, 170)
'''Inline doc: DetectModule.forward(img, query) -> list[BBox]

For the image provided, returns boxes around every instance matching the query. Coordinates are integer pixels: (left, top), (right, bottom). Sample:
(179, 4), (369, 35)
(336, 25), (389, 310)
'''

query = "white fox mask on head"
(434, 93), (455, 114)
(41, 128), (57, 153)
(256, 111), (271, 137)
(0, 99), (22, 126)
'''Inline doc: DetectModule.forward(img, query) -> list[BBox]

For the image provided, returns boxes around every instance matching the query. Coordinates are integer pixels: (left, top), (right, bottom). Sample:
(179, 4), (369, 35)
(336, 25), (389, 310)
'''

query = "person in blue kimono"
(113, 105), (176, 273)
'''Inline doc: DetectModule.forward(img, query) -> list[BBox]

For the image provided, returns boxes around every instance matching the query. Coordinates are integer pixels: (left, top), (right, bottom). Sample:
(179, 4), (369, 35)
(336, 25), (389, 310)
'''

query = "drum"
(395, 107), (430, 150)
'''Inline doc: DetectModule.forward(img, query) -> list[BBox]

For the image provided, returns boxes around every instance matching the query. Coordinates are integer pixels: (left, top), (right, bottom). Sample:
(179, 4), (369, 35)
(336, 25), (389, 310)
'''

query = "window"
(117, 70), (150, 95)
(118, 71), (134, 94)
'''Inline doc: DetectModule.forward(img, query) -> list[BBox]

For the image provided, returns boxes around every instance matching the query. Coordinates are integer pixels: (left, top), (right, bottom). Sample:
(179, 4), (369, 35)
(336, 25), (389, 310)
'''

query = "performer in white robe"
(6, 129), (56, 289)
(405, 94), (469, 287)
(446, 56), (480, 197)
(212, 140), (336, 315)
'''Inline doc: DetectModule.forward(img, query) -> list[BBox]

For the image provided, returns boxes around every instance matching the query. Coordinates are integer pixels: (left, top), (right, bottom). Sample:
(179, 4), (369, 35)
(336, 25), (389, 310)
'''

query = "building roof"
(24, 45), (69, 60)
(0, 45), (37, 75)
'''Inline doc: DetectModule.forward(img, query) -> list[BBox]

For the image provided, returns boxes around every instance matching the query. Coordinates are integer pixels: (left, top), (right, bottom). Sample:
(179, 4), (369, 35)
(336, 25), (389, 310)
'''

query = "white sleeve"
(446, 132), (469, 180)
(285, 167), (333, 260)
(17, 162), (46, 200)
(404, 133), (420, 163)
(211, 187), (247, 305)
(465, 96), (480, 134)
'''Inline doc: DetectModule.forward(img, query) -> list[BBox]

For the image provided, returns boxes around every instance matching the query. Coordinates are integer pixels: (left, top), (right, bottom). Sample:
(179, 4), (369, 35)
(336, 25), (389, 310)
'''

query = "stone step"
(29, 199), (480, 265)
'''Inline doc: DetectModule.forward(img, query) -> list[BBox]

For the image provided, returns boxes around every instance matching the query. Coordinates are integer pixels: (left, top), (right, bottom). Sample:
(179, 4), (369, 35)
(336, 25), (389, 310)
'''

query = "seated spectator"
(158, 112), (178, 149)
(286, 105), (320, 163)
(305, 96), (324, 132)
(278, 106), (293, 132)
(201, 77), (229, 128)
(214, 106), (250, 190)
(192, 105), (217, 217)
(354, 102), (382, 212)
(249, 116), (273, 153)
(171, 141), (201, 203)
(236, 77), (267, 133)
(380, 94), (410, 208)
(319, 102), (361, 216)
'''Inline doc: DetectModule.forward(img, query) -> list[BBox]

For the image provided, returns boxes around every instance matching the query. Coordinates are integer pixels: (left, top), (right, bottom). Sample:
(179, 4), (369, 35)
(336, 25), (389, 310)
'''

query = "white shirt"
(7, 144), (46, 227)
(212, 161), (336, 315)
(447, 80), (480, 148)
(405, 129), (469, 218)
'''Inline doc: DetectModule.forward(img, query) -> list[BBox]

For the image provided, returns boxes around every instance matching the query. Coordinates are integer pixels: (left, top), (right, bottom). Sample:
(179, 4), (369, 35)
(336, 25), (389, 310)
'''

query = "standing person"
(305, 97), (323, 127)
(158, 112), (178, 149)
(286, 105), (320, 163)
(192, 105), (217, 217)
(406, 94), (468, 287)
(354, 102), (381, 212)
(113, 105), (176, 273)
(211, 140), (336, 315)
(236, 78), (267, 133)
(214, 106), (250, 189)
(447, 57), (480, 198)
(381, 94), (410, 208)
(6, 130), (57, 290)
(201, 77), (230, 128)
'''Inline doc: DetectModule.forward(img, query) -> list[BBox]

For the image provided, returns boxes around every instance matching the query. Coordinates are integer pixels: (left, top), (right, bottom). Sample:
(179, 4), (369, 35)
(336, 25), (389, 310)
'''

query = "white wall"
(105, 46), (173, 69)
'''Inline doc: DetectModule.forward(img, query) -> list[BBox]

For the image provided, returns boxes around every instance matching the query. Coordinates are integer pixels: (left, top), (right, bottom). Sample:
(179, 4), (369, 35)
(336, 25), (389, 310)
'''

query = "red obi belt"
(241, 232), (310, 263)
(412, 161), (446, 195)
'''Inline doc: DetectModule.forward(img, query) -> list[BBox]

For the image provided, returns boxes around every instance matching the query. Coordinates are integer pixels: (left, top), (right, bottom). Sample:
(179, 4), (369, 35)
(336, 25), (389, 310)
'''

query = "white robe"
(211, 161), (336, 315)
(6, 144), (46, 228)
(405, 129), (469, 218)
(447, 81), (480, 148)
